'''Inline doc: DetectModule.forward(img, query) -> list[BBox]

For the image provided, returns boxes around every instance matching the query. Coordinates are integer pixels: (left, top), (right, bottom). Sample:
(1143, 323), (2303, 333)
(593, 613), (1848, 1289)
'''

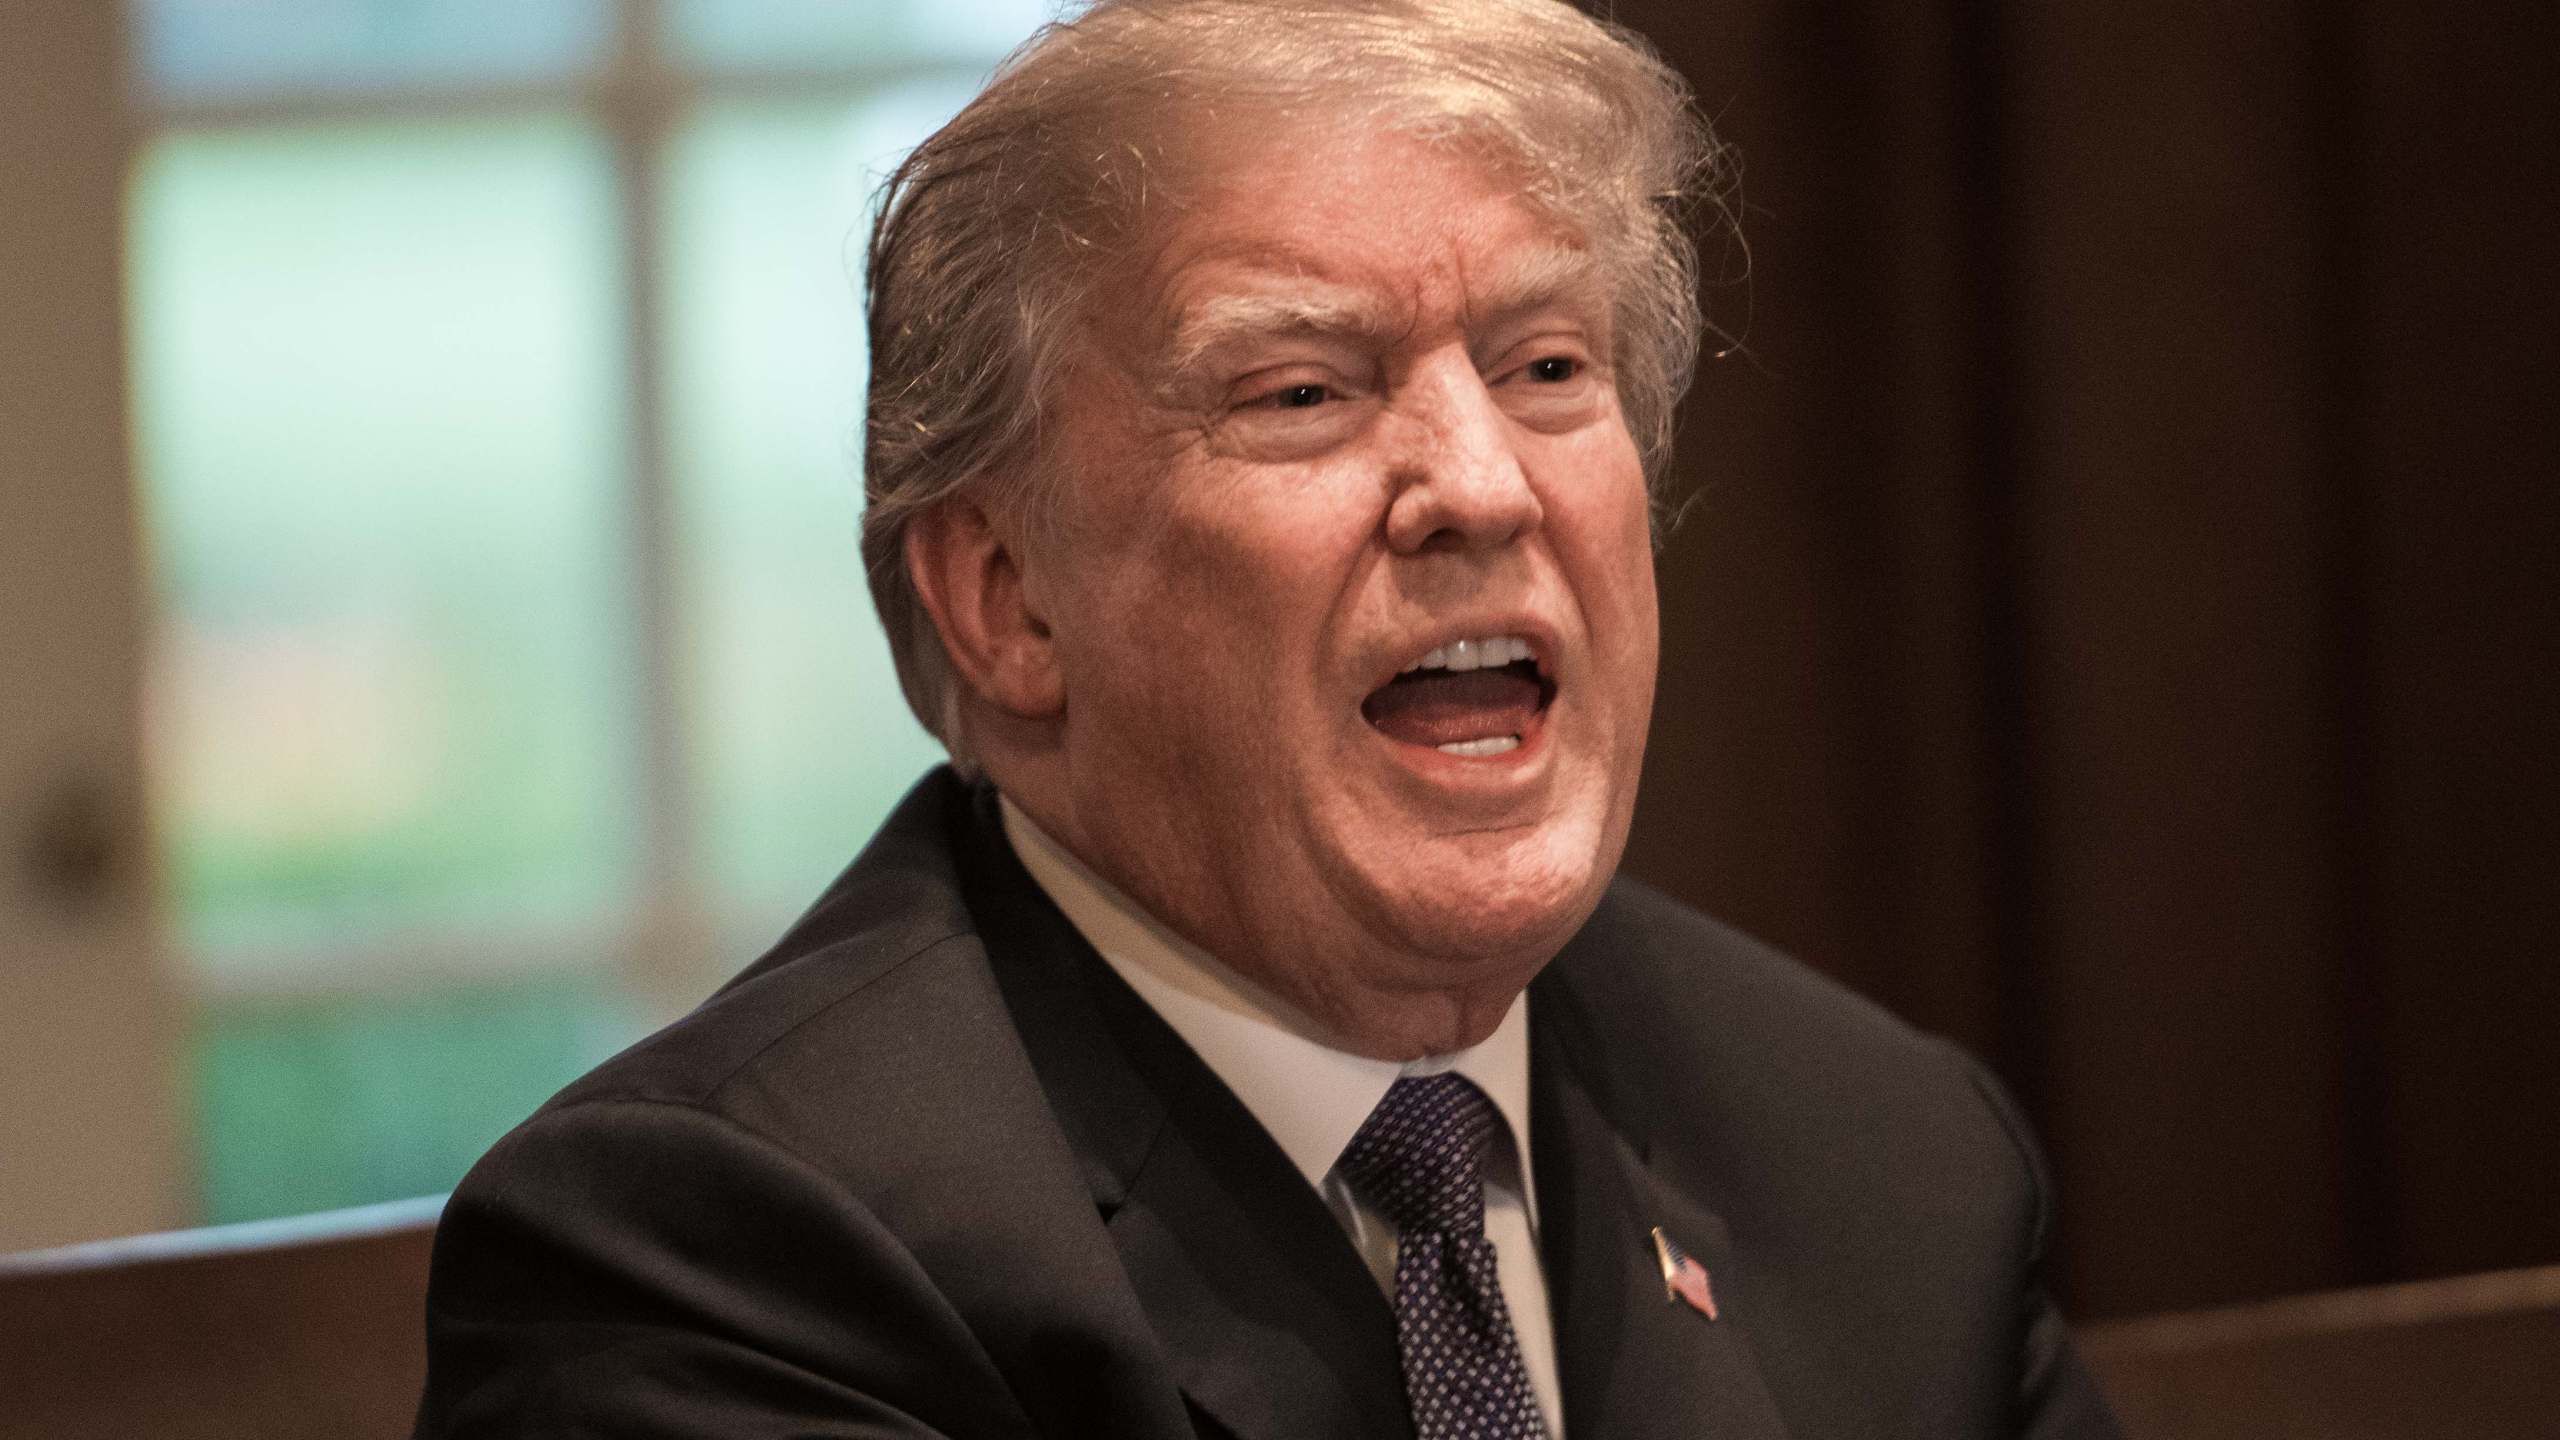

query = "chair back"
(0, 1196), (442, 1440)
(2084, 1264), (2560, 1439)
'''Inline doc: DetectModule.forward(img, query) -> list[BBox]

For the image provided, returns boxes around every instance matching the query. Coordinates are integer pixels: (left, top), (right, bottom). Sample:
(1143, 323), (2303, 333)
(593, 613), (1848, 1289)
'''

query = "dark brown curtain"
(1606, 0), (2560, 1319)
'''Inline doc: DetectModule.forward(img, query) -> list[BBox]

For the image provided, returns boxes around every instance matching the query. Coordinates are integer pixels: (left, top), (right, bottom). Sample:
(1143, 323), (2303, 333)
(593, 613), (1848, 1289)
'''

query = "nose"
(1381, 355), (1544, 554)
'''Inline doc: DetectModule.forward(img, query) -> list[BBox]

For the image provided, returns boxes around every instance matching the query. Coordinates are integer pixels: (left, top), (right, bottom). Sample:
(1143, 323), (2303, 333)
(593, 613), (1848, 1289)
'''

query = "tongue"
(1362, 668), (1543, 748)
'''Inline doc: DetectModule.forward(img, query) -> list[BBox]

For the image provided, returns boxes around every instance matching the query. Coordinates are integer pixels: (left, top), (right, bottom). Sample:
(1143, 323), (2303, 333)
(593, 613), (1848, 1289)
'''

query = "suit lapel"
(1532, 965), (1794, 1440)
(962, 803), (1409, 1440)
(1104, 1047), (1412, 1440)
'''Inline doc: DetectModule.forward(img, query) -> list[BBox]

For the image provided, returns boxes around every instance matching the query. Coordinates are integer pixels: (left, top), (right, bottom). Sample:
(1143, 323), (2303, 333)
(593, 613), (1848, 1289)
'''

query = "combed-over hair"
(861, 0), (1731, 762)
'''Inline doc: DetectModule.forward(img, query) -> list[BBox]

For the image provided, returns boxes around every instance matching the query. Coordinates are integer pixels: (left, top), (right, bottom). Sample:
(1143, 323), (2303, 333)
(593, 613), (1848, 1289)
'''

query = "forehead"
(1122, 126), (1607, 363)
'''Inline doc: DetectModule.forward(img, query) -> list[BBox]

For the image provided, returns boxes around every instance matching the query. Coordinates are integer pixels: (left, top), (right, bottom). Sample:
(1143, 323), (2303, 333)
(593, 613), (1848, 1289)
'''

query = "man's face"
(1025, 125), (1659, 1056)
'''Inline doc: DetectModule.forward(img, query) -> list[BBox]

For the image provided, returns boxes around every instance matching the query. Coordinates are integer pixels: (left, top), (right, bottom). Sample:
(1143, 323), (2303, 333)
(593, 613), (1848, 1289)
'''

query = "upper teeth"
(1402, 635), (1534, 674)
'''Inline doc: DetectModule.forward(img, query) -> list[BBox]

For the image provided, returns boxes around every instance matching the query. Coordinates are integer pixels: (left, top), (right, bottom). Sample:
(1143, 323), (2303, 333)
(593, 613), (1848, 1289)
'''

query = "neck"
(993, 783), (1535, 1062)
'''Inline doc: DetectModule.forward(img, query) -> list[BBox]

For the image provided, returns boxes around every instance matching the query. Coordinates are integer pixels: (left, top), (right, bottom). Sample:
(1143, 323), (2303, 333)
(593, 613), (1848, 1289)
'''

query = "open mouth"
(1360, 634), (1556, 758)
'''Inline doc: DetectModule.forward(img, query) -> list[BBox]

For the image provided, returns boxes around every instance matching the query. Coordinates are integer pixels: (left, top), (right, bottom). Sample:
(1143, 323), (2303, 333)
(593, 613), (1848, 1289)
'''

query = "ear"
(903, 498), (1066, 720)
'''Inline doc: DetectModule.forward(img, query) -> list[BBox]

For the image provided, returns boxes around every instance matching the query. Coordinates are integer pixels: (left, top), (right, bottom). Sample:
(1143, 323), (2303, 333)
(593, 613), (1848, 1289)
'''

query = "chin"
(1358, 821), (1614, 971)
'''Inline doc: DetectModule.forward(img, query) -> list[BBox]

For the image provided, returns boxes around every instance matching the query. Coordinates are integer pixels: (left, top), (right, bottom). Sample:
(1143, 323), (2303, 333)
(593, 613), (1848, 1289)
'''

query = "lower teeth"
(1436, 735), (1521, 758)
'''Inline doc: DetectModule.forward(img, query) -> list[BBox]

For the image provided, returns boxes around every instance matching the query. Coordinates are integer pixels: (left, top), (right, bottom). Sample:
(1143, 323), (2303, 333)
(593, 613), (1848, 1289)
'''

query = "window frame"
(130, 0), (999, 1017)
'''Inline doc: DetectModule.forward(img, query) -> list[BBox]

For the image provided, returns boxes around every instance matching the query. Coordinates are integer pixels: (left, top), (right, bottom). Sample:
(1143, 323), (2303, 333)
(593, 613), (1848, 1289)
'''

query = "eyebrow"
(1158, 243), (1611, 381)
(1463, 244), (1613, 335)
(1162, 289), (1403, 378)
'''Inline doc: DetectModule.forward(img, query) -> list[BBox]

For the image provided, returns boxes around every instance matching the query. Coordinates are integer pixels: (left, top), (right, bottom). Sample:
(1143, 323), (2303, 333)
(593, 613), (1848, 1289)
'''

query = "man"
(417, 2), (2123, 1436)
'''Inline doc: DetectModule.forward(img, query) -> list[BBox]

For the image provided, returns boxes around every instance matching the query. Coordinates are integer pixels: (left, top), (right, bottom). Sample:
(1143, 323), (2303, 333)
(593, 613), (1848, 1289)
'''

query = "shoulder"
(418, 770), (1119, 1433)
(1546, 874), (1965, 1084)
(1541, 875), (2050, 1247)
(525, 769), (1017, 1159)
(442, 767), (1082, 1264)
(1538, 878), (2076, 1431)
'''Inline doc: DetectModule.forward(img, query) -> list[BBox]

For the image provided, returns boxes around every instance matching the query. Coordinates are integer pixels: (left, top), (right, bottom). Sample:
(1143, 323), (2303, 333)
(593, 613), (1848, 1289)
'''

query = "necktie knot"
(1338, 1072), (1501, 1239)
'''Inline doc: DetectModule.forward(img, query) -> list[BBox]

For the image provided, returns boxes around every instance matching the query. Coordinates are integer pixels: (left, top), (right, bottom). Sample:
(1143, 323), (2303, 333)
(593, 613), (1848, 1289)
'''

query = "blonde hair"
(861, 0), (1732, 760)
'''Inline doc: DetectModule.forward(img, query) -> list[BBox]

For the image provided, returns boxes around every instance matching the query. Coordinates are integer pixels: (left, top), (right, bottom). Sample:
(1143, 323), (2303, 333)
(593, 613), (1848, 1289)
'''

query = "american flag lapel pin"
(1650, 1225), (1720, 1321)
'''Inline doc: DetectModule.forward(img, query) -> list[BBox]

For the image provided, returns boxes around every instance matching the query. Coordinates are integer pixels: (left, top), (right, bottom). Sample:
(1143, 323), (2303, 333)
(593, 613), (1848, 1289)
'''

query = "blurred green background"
(127, 0), (1040, 1223)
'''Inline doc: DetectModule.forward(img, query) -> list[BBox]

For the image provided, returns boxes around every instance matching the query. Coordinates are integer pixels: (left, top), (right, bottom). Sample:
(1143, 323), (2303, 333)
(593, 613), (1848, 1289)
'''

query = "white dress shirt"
(1002, 799), (1564, 1438)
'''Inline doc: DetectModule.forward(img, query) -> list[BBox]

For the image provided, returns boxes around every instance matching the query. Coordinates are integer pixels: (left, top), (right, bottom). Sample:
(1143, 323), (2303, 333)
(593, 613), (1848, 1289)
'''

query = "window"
(129, 0), (1043, 1223)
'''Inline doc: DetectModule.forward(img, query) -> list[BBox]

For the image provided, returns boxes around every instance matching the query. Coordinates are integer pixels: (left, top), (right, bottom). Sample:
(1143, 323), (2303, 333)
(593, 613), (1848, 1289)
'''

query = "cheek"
(1161, 468), (1376, 625)
(1068, 505), (1342, 725)
(1548, 437), (1658, 623)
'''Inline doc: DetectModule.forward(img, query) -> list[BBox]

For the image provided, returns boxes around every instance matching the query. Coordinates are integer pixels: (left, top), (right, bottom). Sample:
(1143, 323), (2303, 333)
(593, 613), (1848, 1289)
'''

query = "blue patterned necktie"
(1338, 1073), (1548, 1439)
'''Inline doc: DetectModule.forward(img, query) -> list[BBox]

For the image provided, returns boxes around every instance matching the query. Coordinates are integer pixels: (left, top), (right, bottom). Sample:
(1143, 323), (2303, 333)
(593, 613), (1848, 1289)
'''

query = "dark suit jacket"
(415, 769), (2121, 1438)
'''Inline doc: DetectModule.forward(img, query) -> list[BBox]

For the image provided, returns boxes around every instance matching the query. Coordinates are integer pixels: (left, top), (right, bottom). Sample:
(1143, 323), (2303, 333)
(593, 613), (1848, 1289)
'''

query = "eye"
(1231, 375), (1346, 412)
(1493, 343), (1605, 433)
(1268, 383), (1333, 409)
(1213, 370), (1370, 459)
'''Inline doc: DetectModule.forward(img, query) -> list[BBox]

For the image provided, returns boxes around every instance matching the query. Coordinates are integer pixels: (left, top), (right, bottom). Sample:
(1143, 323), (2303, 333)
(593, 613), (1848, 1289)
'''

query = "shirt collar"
(998, 796), (1538, 1206)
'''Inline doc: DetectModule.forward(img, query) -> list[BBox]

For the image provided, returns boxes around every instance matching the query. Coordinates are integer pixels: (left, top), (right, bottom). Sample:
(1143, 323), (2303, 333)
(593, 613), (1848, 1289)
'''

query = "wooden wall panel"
(2355, 0), (2560, 1282)
(2002, 0), (2361, 1314)
(1619, 0), (2009, 1056)
(1612, 0), (2558, 1319)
